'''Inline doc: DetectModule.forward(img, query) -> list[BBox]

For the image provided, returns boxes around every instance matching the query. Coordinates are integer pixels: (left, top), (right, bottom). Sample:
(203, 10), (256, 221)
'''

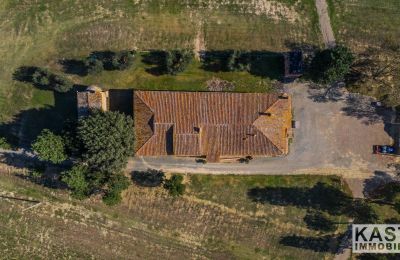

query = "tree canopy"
(31, 68), (73, 92)
(163, 50), (193, 75)
(77, 110), (135, 174)
(308, 45), (354, 84)
(32, 129), (67, 164)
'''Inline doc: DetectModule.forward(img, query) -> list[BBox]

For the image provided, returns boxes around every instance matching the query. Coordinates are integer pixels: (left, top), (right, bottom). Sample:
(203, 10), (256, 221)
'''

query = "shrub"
(102, 173), (130, 205)
(77, 110), (135, 174)
(163, 50), (193, 75)
(31, 67), (73, 92)
(164, 174), (186, 196)
(32, 129), (67, 164)
(111, 50), (135, 70)
(32, 68), (51, 86)
(132, 169), (165, 187)
(62, 164), (90, 199)
(52, 74), (73, 93)
(0, 137), (11, 150)
(85, 58), (104, 74)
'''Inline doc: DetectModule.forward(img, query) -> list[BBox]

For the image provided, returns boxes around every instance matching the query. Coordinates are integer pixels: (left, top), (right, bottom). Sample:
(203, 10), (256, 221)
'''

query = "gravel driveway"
(128, 83), (394, 176)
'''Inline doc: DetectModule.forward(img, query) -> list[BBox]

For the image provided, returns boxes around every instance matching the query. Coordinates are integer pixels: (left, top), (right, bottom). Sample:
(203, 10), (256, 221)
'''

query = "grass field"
(0, 172), (360, 259)
(0, 0), (321, 126)
(327, 0), (400, 51)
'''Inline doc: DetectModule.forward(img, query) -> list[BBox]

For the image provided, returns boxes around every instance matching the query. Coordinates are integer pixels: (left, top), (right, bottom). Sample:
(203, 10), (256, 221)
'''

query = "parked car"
(373, 145), (397, 155)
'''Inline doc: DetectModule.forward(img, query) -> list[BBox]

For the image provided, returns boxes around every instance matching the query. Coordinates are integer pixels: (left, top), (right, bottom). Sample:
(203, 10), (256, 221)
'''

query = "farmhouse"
(134, 91), (292, 162)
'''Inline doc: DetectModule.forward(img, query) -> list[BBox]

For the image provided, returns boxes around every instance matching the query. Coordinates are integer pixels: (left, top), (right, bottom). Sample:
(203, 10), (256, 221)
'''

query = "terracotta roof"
(134, 91), (292, 161)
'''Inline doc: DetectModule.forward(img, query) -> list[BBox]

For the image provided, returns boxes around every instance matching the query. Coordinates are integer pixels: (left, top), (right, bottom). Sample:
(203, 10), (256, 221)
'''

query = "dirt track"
(315, 0), (336, 48)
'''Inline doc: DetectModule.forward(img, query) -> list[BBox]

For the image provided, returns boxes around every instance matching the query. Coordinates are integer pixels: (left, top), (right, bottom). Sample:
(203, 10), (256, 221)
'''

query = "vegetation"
(31, 68), (73, 93)
(102, 173), (130, 205)
(61, 164), (90, 199)
(162, 50), (193, 75)
(164, 174), (186, 196)
(1, 172), (399, 259)
(0, 137), (11, 150)
(31, 129), (67, 164)
(77, 110), (134, 174)
(132, 169), (165, 187)
(328, 0), (400, 107)
(308, 45), (354, 84)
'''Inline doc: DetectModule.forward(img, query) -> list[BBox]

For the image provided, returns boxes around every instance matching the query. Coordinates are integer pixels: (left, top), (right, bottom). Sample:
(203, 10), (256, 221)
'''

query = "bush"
(52, 74), (73, 93)
(77, 110), (135, 174)
(62, 164), (90, 199)
(85, 58), (104, 74)
(31, 67), (73, 92)
(102, 174), (130, 205)
(308, 45), (354, 84)
(132, 169), (165, 187)
(32, 129), (67, 164)
(32, 68), (51, 86)
(164, 174), (186, 196)
(0, 137), (11, 150)
(111, 50), (135, 70)
(163, 50), (193, 75)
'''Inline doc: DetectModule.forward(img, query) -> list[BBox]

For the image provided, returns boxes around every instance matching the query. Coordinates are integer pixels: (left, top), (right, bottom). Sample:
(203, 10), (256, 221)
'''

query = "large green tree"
(77, 110), (134, 174)
(308, 45), (354, 84)
(32, 129), (67, 164)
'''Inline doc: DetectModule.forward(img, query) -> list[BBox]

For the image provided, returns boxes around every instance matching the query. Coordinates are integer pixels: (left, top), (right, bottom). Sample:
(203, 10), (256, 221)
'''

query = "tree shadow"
(131, 169), (165, 187)
(201, 50), (284, 80)
(0, 151), (67, 189)
(3, 68), (80, 148)
(247, 182), (352, 215)
(303, 211), (336, 232)
(141, 50), (166, 76)
(279, 234), (338, 253)
(59, 59), (88, 76)
(307, 82), (348, 103)
(340, 93), (390, 125)
(363, 170), (395, 199)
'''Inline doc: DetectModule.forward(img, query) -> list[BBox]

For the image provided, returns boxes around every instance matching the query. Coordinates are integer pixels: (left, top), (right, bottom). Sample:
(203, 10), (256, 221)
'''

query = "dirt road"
(315, 0), (336, 48)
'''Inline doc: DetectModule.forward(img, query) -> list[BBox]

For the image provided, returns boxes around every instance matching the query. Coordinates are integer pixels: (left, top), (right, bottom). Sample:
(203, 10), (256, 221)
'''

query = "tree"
(31, 67), (73, 93)
(85, 58), (104, 74)
(163, 50), (193, 75)
(62, 164), (90, 199)
(31, 68), (51, 86)
(32, 129), (67, 164)
(77, 110), (134, 174)
(51, 74), (73, 93)
(111, 50), (135, 70)
(164, 174), (186, 196)
(102, 173), (130, 205)
(308, 45), (354, 84)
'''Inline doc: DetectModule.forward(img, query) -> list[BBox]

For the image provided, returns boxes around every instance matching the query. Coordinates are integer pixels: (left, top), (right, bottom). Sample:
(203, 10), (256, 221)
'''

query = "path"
(129, 83), (394, 176)
(315, 0), (336, 48)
